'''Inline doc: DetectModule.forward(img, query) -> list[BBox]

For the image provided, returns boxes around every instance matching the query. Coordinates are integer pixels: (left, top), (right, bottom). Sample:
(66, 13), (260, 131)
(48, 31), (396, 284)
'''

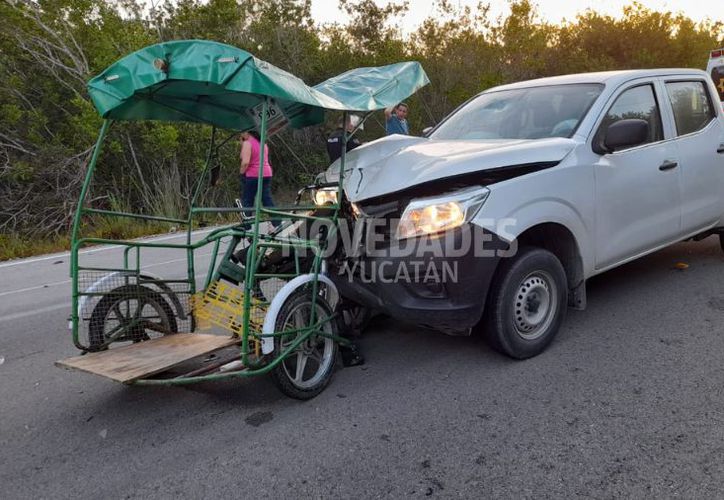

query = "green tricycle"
(56, 40), (428, 399)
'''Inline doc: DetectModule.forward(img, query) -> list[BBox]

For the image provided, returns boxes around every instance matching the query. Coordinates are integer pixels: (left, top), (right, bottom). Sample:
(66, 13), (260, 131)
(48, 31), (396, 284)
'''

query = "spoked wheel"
(270, 289), (338, 400)
(88, 285), (177, 351)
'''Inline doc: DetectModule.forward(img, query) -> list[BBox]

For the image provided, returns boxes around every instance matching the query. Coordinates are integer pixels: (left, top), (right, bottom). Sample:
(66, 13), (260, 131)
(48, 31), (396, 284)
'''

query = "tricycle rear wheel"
(88, 285), (178, 351)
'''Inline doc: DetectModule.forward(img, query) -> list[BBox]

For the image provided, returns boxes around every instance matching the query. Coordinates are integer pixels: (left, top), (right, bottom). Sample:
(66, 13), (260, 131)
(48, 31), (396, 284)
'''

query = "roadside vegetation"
(0, 0), (721, 260)
(0, 216), (171, 260)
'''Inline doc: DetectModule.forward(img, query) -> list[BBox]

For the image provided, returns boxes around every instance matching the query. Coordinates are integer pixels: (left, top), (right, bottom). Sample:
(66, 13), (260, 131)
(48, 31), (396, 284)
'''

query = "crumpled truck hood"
(325, 135), (577, 202)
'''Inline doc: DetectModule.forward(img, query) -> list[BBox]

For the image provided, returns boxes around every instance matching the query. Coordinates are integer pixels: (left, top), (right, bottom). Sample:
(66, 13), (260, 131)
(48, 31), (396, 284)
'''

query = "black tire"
(719, 233), (724, 253)
(483, 247), (567, 359)
(270, 289), (339, 400)
(88, 285), (178, 351)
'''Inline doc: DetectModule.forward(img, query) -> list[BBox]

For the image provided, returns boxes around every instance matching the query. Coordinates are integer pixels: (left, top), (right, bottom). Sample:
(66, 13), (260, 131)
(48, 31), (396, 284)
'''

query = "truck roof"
(489, 69), (710, 92)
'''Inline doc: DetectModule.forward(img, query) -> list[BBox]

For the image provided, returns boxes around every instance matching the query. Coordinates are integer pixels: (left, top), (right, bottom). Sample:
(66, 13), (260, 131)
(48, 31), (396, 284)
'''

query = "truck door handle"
(658, 160), (678, 171)
(717, 144), (724, 154)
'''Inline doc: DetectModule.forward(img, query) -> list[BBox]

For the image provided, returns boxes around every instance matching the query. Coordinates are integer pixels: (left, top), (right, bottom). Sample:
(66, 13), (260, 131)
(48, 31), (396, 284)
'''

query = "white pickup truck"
(323, 69), (724, 359)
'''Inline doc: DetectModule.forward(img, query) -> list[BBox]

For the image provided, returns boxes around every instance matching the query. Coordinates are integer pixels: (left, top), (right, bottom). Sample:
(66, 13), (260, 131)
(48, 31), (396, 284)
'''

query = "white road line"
(0, 280), (71, 298)
(0, 227), (223, 269)
(0, 251), (218, 297)
(139, 250), (219, 270)
(0, 271), (211, 324)
(0, 303), (70, 323)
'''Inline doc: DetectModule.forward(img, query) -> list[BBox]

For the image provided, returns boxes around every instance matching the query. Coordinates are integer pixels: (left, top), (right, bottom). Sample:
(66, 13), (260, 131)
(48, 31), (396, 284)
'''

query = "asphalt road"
(1, 233), (724, 498)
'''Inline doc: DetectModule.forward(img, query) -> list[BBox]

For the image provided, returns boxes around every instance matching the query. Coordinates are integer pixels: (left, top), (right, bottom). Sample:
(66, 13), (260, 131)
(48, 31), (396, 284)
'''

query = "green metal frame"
(70, 99), (355, 384)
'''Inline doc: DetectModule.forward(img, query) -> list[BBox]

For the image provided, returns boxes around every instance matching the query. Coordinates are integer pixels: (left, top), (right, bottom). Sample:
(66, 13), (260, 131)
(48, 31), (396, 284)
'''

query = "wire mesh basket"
(77, 269), (192, 350)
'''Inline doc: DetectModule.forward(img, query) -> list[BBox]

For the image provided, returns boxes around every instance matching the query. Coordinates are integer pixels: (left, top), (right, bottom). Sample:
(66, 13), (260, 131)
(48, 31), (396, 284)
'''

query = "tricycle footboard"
(56, 333), (240, 384)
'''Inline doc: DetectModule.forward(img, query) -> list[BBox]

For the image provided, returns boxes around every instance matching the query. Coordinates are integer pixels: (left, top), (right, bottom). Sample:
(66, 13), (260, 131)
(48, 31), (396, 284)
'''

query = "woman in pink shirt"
(240, 130), (279, 227)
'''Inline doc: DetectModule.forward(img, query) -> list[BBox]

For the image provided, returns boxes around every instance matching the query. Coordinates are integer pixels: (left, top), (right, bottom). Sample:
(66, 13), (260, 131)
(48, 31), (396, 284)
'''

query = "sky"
(310, 0), (722, 32)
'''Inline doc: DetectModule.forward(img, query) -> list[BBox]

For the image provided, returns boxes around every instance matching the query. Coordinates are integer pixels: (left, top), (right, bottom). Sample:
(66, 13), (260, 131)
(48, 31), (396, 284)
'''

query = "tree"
(0, 0), (722, 249)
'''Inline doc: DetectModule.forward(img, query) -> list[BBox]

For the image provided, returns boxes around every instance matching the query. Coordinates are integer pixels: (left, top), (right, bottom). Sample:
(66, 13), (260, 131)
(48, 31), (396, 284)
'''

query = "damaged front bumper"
(329, 223), (508, 335)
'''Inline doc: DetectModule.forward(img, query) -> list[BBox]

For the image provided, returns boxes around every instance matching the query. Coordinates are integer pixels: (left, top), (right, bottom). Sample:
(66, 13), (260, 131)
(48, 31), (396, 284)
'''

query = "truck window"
(595, 84), (663, 149)
(665, 81), (716, 136)
(713, 65), (724, 102)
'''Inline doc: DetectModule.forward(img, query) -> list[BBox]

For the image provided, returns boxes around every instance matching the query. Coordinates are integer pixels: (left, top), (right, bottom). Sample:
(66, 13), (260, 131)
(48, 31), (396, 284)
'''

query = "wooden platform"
(56, 333), (240, 384)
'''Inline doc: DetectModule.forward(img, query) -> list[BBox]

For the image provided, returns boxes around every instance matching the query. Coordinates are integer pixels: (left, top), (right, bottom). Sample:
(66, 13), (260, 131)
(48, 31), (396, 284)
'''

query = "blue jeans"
(241, 176), (280, 228)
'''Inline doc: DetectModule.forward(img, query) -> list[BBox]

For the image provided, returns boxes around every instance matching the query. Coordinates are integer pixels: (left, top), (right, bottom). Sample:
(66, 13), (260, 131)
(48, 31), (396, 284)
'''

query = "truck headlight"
(313, 187), (338, 206)
(396, 186), (490, 240)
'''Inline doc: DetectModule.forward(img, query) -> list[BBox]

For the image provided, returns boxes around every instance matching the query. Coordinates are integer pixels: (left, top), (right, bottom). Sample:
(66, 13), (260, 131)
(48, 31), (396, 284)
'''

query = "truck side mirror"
(422, 126), (434, 137)
(594, 119), (649, 154)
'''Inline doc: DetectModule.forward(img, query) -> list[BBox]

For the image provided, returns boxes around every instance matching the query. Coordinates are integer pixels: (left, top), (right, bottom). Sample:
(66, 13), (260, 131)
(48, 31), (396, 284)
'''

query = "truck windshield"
(430, 83), (604, 141)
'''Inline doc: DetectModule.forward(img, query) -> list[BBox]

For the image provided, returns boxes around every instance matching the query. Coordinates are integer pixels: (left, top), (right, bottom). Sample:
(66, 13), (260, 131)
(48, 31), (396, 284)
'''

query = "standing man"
(385, 102), (409, 135)
(326, 115), (363, 163)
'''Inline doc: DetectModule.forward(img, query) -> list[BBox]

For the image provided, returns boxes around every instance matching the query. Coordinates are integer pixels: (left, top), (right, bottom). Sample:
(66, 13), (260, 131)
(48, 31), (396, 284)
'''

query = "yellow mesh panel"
(191, 281), (266, 344)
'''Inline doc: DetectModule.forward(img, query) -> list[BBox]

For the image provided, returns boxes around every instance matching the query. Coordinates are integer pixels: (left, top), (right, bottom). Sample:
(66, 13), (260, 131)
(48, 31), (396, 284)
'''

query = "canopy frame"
(68, 41), (428, 385)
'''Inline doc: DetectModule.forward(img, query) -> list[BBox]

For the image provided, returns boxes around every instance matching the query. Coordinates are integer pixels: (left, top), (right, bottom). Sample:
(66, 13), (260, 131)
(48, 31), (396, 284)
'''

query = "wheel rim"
(102, 296), (171, 343)
(280, 301), (335, 389)
(512, 271), (557, 340)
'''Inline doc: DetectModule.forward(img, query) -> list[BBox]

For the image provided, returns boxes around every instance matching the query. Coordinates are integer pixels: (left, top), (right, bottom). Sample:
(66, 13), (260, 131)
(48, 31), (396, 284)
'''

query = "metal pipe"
(173, 354), (241, 379)
(242, 98), (270, 366)
(70, 119), (110, 349)
(204, 237), (222, 290)
(190, 205), (326, 213)
(188, 127), (217, 301)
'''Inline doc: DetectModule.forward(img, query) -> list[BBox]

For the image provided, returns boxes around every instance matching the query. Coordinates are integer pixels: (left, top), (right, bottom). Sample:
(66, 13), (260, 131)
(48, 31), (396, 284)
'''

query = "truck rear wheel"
(483, 247), (567, 359)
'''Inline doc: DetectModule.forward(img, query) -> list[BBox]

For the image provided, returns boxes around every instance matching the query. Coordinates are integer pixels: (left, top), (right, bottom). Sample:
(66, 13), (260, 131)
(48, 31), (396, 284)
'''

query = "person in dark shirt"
(385, 102), (409, 135)
(326, 115), (362, 163)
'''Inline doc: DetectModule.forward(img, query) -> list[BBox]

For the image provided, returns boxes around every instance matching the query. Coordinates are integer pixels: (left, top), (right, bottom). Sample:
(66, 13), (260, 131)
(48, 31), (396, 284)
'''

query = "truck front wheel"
(483, 247), (567, 359)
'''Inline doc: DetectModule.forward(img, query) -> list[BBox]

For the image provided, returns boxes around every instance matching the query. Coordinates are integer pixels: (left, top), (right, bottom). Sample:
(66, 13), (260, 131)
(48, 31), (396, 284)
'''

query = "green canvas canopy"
(87, 39), (429, 131)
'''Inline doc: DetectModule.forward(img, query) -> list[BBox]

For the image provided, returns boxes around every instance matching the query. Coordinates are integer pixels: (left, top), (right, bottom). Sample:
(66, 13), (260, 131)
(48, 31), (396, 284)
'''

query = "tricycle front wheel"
(270, 289), (338, 400)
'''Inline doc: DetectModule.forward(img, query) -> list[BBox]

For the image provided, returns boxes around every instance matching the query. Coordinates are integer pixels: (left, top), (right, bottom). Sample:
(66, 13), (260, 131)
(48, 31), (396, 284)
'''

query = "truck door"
(662, 78), (724, 231)
(592, 82), (682, 270)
